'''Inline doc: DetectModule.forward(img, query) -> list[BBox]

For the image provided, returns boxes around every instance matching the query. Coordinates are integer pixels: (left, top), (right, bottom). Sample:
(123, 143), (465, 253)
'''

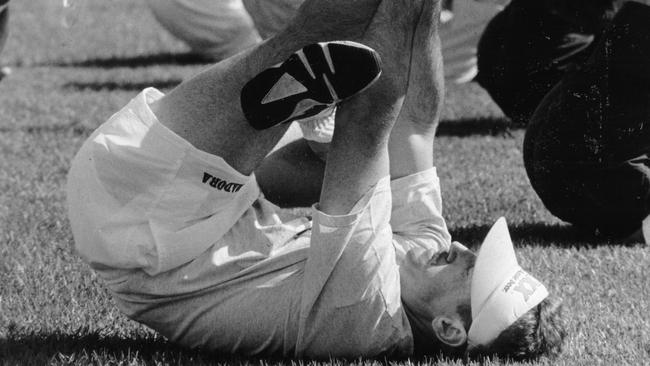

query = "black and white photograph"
(1, 0), (649, 364)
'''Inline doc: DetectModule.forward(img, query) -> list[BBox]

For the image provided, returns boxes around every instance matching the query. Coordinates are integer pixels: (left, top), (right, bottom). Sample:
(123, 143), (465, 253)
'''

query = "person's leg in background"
(438, 0), (506, 84)
(476, 0), (616, 126)
(242, 0), (303, 40)
(524, 1), (650, 240)
(146, 0), (261, 61)
(244, 0), (503, 84)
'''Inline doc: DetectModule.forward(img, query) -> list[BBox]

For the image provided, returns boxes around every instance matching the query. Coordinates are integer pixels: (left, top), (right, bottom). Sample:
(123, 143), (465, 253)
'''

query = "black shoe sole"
(241, 41), (382, 130)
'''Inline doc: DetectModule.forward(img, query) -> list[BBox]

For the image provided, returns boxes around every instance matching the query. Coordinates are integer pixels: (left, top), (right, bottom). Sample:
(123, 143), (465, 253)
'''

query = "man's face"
(400, 242), (476, 321)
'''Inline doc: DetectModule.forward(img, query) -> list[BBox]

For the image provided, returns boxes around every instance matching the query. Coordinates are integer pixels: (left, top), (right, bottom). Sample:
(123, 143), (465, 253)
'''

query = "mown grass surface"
(1, 1), (649, 365)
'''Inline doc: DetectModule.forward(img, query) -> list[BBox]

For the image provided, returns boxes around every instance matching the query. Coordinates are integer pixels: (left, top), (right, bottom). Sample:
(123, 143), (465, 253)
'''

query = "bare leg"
(389, 0), (444, 179)
(256, 138), (325, 207)
(319, 0), (422, 215)
(149, 0), (381, 176)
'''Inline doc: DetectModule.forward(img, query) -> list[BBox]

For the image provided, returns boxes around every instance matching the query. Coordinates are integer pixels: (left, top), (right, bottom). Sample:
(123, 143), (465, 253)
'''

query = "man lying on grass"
(67, 0), (566, 359)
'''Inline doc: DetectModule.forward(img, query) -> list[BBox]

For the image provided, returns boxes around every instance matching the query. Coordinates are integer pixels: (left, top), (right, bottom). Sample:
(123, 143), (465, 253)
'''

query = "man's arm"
(389, 0), (444, 179)
(317, 0), (420, 215)
(388, 0), (453, 259)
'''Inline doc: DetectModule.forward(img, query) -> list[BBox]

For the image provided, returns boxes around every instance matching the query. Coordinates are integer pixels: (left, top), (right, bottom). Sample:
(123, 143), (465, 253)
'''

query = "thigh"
(256, 138), (325, 207)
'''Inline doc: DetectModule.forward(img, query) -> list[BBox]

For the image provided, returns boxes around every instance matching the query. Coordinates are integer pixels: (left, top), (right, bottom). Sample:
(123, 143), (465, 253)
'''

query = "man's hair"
(467, 296), (567, 361)
(416, 297), (566, 360)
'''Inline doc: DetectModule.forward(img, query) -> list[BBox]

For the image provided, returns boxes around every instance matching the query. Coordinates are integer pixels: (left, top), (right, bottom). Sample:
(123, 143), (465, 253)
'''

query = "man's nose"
(449, 242), (476, 265)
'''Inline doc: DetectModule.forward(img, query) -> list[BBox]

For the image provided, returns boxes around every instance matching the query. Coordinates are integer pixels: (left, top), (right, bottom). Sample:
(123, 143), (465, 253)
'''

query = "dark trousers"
(524, 2), (650, 237)
(475, 0), (610, 126)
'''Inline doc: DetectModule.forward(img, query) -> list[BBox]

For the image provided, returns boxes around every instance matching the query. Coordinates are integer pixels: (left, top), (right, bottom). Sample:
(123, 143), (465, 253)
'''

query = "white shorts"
(67, 88), (261, 275)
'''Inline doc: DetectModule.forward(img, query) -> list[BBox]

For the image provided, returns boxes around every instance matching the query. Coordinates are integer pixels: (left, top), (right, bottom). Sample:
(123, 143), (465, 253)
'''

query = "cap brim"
(470, 217), (519, 318)
(468, 218), (550, 347)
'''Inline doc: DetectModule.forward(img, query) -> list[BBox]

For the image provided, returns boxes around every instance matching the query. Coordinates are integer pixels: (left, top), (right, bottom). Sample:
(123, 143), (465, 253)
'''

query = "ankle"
(335, 92), (402, 145)
(261, 30), (316, 65)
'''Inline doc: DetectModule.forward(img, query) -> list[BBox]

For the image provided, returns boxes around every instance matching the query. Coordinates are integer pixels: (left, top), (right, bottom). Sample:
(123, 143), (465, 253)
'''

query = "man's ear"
(431, 316), (468, 347)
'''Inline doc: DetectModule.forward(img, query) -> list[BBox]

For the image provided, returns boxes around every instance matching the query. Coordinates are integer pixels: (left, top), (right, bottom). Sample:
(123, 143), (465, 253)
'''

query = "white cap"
(467, 218), (549, 348)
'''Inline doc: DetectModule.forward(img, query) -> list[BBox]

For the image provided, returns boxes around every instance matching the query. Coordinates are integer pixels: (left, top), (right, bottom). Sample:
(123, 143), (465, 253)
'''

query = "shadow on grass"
(450, 222), (638, 249)
(46, 52), (212, 68)
(0, 119), (93, 135)
(437, 117), (520, 137)
(0, 329), (272, 365)
(62, 79), (183, 92)
(1, 329), (438, 365)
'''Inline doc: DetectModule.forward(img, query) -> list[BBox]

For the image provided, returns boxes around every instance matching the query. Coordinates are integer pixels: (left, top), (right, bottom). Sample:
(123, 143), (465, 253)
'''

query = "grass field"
(1, 1), (649, 365)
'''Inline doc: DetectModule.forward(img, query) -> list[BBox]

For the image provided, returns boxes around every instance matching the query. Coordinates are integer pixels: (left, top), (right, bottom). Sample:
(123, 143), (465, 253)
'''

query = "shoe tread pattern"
(242, 42), (381, 130)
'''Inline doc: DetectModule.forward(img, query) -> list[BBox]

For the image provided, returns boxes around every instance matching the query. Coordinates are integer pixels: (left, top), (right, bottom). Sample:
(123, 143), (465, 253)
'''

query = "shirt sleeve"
(390, 167), (452, 259)
(295, 177), (411, 357)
